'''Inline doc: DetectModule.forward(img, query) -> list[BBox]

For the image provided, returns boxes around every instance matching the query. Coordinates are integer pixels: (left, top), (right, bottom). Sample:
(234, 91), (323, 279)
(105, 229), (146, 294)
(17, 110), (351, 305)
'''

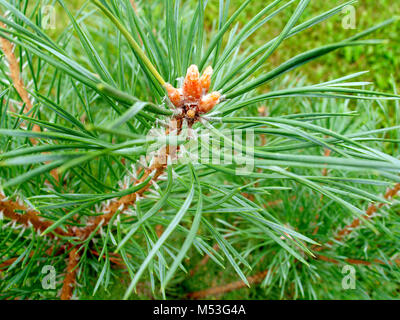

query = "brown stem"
(90, 249), (125, 267)
(74, 117), (183, 242)
(187, 253), (400, 299)
(1, 20), (59, 181)
(74, 167), (165, 240)
(57, 164), (165, 300)
(0, 245), (66, 271)
(315, 183), (400, 251)
(321, 148), (332, 177)
(60, 119), (181, 298)
(130, 0), (138, 13)
(0, 257), (20, 270)
(189, 195), (297, 277)
(0, 194), (71, 238)
(335, 183), (400, 242)
(60, 247), (80, 300)
(187, 270), (269, 299)
(187, 181), (400, 299)
(316, 254), (400, 267)
(0, 21), (40, 135)
(0, 22), (34, 112)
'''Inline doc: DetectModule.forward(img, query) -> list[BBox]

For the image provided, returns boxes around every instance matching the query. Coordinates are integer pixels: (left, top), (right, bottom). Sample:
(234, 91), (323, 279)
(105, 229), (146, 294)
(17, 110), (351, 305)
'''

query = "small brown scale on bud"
(164, 64), (221, 126)
(187, 109), (196, 119)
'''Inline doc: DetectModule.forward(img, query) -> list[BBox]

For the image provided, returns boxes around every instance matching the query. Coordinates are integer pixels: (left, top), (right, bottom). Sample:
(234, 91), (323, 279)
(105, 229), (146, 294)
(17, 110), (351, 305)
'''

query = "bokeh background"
(55, 0), (399, 92)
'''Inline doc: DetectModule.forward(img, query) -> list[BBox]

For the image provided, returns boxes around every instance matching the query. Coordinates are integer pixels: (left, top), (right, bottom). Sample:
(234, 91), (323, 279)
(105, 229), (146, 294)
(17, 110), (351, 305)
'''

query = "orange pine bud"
(183, 64), (201, 101)
(199, 91), (221, 113)
(165, 83), (182, 107)
(200, 66), (213, 94)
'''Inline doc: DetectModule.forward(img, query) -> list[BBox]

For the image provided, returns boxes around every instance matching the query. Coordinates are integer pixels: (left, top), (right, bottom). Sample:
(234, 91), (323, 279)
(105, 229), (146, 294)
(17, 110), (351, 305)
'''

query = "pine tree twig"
(1, 61), (221, 299)
(60, 247), (81, 300)
(61, 118), (182, 298)
(0, 21), (39, 131)
(321, 148), (332, 177)
(73, 117), (183, 241)
(0, 23), (34, 112)
(0, 194), (72, 238)
(0, 245), (66, 271)
(58, 167), (166, 299)
(316, 254), (400, 267)
(335, 183), (400, 242)
(74, 167), (165, 240)
(316, 183), (400, 251)
(155, 224), (164, 238)
(130, 0), (138, 13)
(187, 270), (269, 299)
(186, 181), (400, 299)
(189, 196), (297, 277)
(0, 256), (22, 270)
(90, 249), (125, 267)
(187, 253), (400, 299)
(1, 19), (59, 182)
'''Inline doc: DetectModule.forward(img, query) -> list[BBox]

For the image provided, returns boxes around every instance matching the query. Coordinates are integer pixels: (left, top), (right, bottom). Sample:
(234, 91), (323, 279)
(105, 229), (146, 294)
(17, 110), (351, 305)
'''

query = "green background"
(56, 0), (400, 92)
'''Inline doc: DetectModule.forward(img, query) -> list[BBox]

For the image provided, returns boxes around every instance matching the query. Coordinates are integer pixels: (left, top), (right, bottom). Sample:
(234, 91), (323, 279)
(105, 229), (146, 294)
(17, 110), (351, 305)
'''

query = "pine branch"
(89, 249), (124, 267)
(0, 256), (23, 270)
(0, 194), (71, 238)
(189, 194), (298, 277)
(316, 253), (400, 266)
(0, 22), (34, 112)
(2, 109), (184, 299)
(187, 180), (400, 299)
(0, 20), (41, 137)
(0, 19), (59, 181)
(74, 136), (175, 240)
(61, 115), (183, 298)
(129, 0), (138, 13)
(318, 182), (400, 250)
(1, 1), (399, 300)
(75, 168), (165, 240)
(187, 254), (400, 299)
(60, 247), (80, 300)
(321, 148), (332, 177)
(187, 270), (269, 299)
(59, 162), (167, 299)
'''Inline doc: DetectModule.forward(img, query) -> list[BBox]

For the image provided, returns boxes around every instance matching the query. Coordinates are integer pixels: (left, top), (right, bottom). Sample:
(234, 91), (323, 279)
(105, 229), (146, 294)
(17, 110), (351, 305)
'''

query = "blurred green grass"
(206, 0), (400, 91)
(55, 1), (399, 91)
